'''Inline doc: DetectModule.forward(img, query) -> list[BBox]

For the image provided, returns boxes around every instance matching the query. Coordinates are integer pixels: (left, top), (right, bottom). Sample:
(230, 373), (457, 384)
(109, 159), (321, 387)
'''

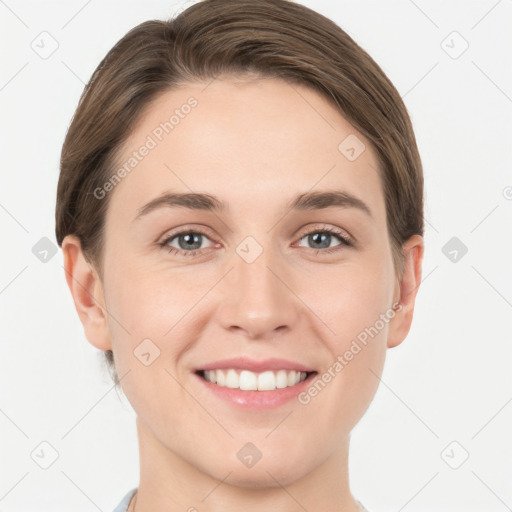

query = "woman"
(55, 0), (424, 510)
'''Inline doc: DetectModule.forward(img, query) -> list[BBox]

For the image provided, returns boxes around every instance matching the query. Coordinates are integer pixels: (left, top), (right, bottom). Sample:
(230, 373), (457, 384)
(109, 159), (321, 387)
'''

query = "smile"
(197, 368), (315, 391)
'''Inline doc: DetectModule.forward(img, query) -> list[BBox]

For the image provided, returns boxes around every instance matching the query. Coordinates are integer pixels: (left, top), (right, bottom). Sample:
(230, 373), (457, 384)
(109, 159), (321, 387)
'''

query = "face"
(77, 76), (414, 487)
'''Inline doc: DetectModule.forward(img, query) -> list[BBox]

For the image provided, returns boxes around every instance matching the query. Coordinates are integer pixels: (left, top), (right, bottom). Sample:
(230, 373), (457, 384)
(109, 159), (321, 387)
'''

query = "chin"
(223, 466), (309, 490)
(203, 452), (313, 489)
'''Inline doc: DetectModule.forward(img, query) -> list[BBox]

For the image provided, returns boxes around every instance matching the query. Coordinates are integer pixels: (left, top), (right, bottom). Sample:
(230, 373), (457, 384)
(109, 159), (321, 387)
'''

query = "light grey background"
(1, 0), (511, 511)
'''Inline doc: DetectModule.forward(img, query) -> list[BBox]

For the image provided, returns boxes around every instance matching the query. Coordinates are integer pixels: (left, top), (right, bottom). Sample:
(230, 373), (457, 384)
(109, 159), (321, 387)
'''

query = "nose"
(216, 244), (300, 340)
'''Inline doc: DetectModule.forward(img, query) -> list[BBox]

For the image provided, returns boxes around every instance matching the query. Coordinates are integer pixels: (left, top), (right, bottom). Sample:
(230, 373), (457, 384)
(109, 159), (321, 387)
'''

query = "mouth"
(195, 368), (318, 391)
(192, 357), (319, 408)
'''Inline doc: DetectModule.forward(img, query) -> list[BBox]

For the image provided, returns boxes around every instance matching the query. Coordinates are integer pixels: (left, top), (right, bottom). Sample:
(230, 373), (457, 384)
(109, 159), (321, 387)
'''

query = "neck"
(132, 416), (362, 512)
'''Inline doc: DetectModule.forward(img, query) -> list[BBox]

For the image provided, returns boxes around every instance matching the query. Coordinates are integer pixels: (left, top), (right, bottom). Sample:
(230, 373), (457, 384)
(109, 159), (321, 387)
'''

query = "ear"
(387, 234), (424, 349)
(61, 235), (111, 351)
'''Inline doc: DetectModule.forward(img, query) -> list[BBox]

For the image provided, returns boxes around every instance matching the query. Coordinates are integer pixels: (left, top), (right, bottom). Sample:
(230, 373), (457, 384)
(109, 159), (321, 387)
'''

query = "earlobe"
(61, 235), (112, 351)
(387, 234), (424, 349)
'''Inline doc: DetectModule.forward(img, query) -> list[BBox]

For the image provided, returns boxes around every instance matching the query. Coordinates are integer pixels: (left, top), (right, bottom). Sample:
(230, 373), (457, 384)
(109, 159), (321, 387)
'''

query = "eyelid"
(157, 224), (217, 244)
(158, 222), (354, 256)
(298, 223), (353, 245)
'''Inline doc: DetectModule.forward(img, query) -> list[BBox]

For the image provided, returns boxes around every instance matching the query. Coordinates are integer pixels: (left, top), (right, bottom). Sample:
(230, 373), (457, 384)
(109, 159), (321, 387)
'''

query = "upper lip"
(196, 357), (316, 373)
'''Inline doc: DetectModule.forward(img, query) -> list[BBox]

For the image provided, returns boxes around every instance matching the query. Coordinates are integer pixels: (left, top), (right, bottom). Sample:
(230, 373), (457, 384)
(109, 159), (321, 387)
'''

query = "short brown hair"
(55, 0), (424, 385)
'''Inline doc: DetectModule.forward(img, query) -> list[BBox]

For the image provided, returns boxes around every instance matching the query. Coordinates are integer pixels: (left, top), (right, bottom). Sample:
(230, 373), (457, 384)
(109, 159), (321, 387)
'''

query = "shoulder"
(112, 488), (137, 512)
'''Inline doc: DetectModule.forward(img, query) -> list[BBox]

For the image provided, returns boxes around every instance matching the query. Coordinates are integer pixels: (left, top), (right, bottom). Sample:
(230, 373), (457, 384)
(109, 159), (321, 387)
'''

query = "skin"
(62, 75), (423, 512)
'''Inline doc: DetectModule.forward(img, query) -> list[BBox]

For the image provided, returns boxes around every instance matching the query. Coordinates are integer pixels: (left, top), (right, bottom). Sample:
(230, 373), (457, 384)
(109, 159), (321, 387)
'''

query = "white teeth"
(216, 369), (225, 386)
(257, 371), (275, 391)
(239, 370), (258, 390)
(225, 369), (239, 389)
(202, 369), (309, 391)
(276, 370), (288, 389)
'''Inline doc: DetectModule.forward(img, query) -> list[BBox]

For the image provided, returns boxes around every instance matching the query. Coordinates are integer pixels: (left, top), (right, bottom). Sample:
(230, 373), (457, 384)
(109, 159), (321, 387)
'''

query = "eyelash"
(158, 225), (353, 258)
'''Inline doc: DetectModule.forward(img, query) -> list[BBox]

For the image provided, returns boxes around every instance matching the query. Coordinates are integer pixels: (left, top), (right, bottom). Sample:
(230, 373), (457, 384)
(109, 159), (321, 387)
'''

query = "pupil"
(180, 233), (201, 250)
(310, 232), (329, 249)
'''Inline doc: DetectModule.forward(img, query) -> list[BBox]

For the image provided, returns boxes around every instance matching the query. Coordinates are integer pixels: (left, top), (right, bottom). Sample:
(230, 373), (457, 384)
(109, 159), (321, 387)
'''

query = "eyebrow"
(134, 189), (372, 221)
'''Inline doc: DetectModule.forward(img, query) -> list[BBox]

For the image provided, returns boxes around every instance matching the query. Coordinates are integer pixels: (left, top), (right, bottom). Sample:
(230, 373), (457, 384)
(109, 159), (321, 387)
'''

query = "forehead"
(107, 77), (385, 223)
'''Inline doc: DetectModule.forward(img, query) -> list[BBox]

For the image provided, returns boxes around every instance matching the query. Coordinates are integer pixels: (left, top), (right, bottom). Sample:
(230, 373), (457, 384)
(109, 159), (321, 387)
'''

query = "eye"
(158, 228), (216, 257)
(158, 224), (353, 258)
(296, 225), (353, 255)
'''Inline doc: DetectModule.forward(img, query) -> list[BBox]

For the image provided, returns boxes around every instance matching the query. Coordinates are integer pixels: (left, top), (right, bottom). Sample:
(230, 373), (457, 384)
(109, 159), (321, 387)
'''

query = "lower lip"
(193, 371), (317, 409)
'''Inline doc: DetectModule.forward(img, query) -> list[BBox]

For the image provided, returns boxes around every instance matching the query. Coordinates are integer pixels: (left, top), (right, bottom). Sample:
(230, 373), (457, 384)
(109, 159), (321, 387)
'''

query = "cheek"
(306, 255), (395, 345)
(301, 257), (393, 418)
(104, 267), (197, 430)
(102, 262), (187, 379)
(106, 258), (194, 332)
